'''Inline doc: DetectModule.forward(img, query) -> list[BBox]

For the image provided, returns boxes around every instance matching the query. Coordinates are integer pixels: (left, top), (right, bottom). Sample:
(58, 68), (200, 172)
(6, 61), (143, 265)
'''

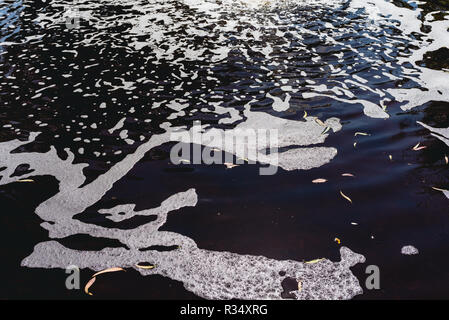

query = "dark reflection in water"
(0, 0), (448, 299)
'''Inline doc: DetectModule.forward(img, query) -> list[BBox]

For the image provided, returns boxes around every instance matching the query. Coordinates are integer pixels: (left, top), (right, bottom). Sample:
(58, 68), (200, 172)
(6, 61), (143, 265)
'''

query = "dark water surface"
(0, 0), (448, 299)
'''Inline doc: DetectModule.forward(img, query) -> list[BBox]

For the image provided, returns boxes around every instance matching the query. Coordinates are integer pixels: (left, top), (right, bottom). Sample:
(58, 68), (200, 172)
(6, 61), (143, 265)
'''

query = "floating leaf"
(224, 162), (239, 169)
(312, 178), (327, 183)
(342, 173), (354, 177)
(92, 267), (125, 278)
(334, 237), (341, 244)
(432, 186), (448, 192)
(84, 277), (96, 296)
(354, 132), (369, 136)
(17, 179), (34, 182)
(315, 118), (325, 126)
(135, 263), (155, 270)
(303, 111), (308, 119)
(305, 258), (324, 264)
(321, 126), (330, 135)
(339, 190), (352, 203)
(412, 143), (427, 151)
(414, 146), (427, 151)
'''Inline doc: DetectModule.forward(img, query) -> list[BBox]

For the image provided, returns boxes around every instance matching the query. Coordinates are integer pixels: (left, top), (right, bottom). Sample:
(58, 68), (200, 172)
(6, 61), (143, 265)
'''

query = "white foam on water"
(350, 0), (449, 111)
(417, 121), (449, 148)
(0, 129), (365, 299)
(31, 0), (422, 119)
(171, 104), (342, 171)
(401, 245), (419, 255)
